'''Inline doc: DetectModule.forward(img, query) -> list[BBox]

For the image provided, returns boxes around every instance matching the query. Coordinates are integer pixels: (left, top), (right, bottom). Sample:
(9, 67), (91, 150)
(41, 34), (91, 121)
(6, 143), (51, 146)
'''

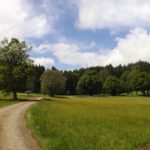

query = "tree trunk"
(142, 90), (145, 96)
(13, 91), (17, 100)
(147, 90), (150, 96)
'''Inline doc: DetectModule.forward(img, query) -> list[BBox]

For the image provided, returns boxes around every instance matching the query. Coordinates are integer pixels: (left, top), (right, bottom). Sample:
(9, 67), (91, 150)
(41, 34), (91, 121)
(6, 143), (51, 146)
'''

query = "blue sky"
(0, 0), (150, 70)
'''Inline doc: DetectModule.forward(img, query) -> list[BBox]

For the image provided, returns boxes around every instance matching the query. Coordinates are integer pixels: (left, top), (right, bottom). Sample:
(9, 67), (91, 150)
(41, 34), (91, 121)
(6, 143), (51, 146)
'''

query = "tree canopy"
(40, 69), (66, 96)
(76, 70), (103, 96)
(104, 76), (121, 96)
(0, 38), (32, 100)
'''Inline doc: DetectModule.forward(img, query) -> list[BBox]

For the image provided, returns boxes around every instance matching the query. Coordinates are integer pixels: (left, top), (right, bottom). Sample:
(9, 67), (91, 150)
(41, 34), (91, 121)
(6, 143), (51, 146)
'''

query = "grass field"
(0, 92), (41, 108)
(27, 96), (150, 150)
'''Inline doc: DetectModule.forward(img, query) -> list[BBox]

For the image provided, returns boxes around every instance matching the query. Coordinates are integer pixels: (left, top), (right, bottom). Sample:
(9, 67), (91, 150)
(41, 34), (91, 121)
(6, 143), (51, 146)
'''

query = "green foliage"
(64, 71), (79, 95)
(40, 70), (66, 96)
(104, 76), (121, 95)
(0, 38), (32, 100)
(27, 96), (150, 150)
(64, 61), (150, 96)
(121, 70), (140, 94)
(76, 70), (102, 96)
(98, 69), (110, 83)
(132, 72), (150, 95)
(26, 65), (45, 93)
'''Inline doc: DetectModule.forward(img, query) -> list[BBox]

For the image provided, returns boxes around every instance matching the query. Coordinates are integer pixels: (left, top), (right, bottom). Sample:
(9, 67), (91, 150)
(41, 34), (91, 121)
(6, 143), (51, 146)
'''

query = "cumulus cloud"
(49, 42), (103, 66)
(75, 0), (150, 30)
(32, 44), (52, 54)
(32, 57), (55, 68)
(34, 27), (150, 67)
(0, 0), (56, 40)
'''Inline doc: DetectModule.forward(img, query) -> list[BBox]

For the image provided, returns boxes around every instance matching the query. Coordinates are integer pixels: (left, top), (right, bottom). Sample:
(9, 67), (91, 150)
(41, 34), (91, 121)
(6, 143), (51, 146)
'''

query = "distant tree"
(113, 65), (126, 78)
(52, 66), (57, 70)
(133, 61), (150, 73)
(104, 76), (121, 96)
(32, 65), (45, 93)
(105, 64), (114, 75)
(76, 70), (103, 96)
(0, 38), (32, 100)
(40, 69), (66, 96)
(132, 72), (150, 96)
(64, 71), (79, 95)
(121, 71), (132, 94)
(98, 69), (110, 83)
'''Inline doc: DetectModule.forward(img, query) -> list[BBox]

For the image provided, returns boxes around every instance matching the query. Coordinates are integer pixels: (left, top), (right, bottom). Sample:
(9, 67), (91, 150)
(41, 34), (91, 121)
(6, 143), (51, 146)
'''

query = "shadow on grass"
(54, 96), (70, 99)
(0, 99), (42, 103)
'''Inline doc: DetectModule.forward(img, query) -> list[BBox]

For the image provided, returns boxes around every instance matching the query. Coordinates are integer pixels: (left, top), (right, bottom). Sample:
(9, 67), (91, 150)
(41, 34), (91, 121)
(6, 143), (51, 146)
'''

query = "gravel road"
(0, 97), (42, 150)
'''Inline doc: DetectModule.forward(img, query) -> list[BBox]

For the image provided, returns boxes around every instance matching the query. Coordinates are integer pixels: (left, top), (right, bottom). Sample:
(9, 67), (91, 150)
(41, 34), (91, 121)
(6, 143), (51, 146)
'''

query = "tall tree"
(76, 70), (103, 96)
(104, 76), (121, 96)
(64, 71), (79, 95)
(40, 69), (66, 96)
(0, 38), (32, 100)
(132, 72), (150, 96)
(32, 65), (45, 93)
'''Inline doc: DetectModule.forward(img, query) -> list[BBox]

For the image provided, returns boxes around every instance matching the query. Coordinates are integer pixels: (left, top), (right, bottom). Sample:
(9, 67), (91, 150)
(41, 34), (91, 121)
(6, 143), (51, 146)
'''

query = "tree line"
(0, 38), (150, 99)
(41, 60), (150, 97)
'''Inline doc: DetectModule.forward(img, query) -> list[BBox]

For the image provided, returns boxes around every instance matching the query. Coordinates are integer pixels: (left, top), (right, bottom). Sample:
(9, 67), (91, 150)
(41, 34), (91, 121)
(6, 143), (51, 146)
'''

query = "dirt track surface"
(141, 145), (150, 150)
(0, 97), (42, 150)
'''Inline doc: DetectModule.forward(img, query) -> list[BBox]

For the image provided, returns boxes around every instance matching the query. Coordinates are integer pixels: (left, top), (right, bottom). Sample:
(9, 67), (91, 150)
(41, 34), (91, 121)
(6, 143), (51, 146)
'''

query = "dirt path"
(0, 97), (42, 150)
(141, 145), (150, 150)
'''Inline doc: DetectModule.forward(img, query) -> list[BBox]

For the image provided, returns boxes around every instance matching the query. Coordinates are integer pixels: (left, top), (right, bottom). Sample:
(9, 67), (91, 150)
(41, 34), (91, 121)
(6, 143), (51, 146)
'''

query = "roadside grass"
(0, 92), (42, 108)
(27, 96), (150, 150)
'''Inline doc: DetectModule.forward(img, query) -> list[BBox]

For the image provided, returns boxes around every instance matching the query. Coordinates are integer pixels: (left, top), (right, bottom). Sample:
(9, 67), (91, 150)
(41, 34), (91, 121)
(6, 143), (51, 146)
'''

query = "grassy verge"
(0, 92), (42, 108)
(27, 96), (150, 150)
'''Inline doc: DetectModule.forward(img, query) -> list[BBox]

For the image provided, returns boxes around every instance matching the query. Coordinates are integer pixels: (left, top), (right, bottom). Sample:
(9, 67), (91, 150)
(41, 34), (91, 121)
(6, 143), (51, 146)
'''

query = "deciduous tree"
(0, 38), (32, 100)
(40, 69), (66, 96)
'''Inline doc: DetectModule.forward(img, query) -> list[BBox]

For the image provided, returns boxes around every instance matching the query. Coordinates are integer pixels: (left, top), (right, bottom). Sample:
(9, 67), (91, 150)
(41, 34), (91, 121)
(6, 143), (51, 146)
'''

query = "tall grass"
(27, 96), (150, 150)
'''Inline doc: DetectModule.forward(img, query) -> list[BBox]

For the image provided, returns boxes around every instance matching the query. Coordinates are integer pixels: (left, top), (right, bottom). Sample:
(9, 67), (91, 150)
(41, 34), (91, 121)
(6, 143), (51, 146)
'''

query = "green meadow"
(27, 96), (150, 150)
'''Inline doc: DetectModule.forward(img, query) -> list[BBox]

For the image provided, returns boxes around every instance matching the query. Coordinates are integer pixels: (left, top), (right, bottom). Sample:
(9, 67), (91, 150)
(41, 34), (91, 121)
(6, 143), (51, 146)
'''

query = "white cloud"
(34, 27), (150, 67)
(75, 0), (150, 30)
(0, 0), (55, 40)
(32, 57), (55, 68)
(49, 42), (104, 66)
(32, 44), (52, 54)
(112, 27), (150, 65)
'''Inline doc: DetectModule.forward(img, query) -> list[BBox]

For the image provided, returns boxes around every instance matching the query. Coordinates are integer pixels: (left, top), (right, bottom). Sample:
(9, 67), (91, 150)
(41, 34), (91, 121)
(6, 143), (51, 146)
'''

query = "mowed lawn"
(27, 96), (150, 150)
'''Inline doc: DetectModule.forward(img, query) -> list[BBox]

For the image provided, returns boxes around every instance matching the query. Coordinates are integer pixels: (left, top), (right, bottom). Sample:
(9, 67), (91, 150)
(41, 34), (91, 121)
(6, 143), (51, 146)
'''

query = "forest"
(33, 60), (150, 96)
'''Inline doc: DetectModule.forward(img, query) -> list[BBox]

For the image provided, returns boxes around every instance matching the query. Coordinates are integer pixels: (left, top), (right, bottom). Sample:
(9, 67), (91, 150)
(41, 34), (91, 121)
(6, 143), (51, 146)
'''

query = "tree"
(64, 71), (79, 95)
(104, 76), (121, 96)
(28, 65), (45, 93)
(121, 71), (133, 94)
(40, 69), (66, 96)
(0, 38), (32, 100)
(76, 70), (103, 96)
(132, 72), (150, 96)
(98, 69), (110, 83)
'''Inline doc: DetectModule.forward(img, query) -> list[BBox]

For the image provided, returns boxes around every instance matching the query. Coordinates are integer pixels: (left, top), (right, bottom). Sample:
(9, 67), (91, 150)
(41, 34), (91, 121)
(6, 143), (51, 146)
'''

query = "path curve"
(0, 97), (42, 150)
